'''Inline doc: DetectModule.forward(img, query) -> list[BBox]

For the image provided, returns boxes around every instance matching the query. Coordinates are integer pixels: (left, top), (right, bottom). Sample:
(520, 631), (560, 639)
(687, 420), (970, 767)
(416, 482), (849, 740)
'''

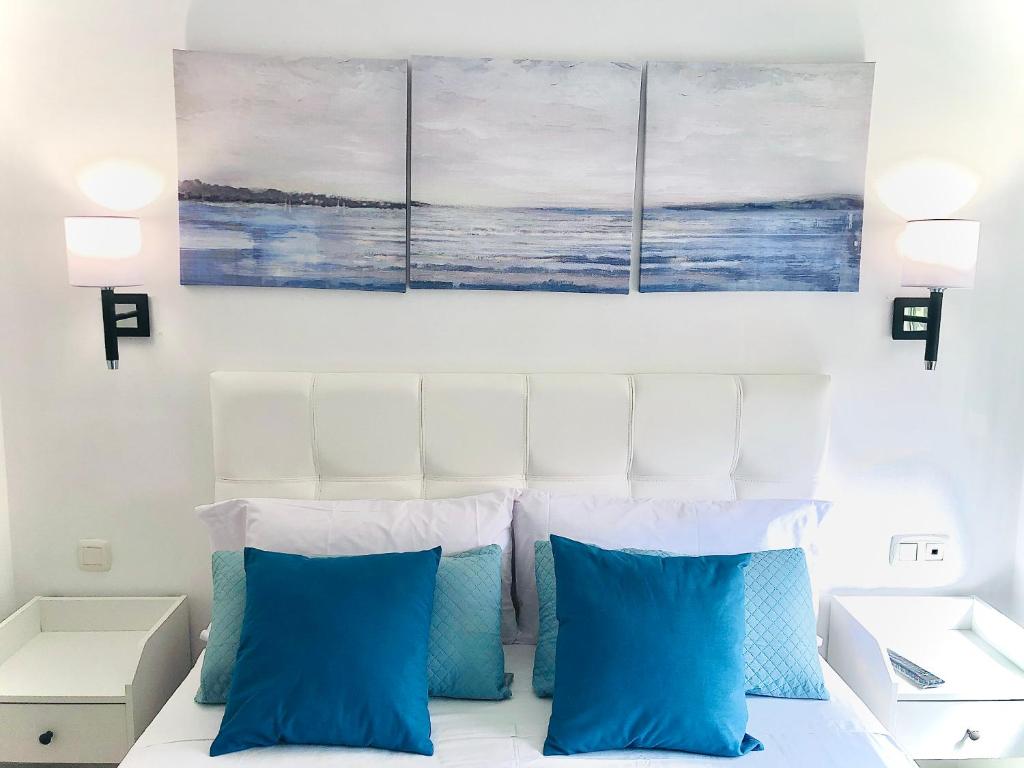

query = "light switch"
(898, 542), (919, 562)
(78, 539), (111, 572)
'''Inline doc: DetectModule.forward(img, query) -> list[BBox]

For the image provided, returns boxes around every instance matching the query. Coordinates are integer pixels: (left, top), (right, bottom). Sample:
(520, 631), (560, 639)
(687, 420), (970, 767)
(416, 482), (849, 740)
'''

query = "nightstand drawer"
(892, 700), (1024, 760)
(0, 703), (129, 763)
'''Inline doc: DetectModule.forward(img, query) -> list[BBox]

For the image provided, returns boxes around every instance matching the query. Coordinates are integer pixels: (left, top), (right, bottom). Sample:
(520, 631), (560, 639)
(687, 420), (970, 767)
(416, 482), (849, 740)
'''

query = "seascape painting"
(173, 51), (408, 291)
(641, 62), (874, 292)
(410, 56), (641, 293)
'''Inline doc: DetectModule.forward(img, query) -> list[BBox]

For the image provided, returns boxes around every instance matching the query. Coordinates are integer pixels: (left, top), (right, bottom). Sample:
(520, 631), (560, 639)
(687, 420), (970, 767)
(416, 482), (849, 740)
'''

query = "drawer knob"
(38, 731), (54, 746)
(965, 729), (981, 742)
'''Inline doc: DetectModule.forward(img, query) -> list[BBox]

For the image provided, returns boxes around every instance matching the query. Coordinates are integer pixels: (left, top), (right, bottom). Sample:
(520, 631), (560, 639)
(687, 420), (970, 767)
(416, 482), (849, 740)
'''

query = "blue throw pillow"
(533, 541), (827, 700)
(744, 547), (828, 699)
(532, 542), (558, 697)
(209, 546), (440, 757)
(428, 545), (511, 700)
(197, 545), (510, 704)
(195, 551), (245, 704)
(543, 536), (762, 757)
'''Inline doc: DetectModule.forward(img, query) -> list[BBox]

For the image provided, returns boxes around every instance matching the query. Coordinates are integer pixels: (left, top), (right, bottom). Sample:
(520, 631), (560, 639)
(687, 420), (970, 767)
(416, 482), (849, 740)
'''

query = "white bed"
(121, 644), (913, 767)
(120, 372), (915, 767)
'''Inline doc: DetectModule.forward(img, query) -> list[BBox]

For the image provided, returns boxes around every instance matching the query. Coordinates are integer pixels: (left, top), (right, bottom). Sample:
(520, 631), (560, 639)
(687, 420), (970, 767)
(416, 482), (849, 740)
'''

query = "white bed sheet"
(121, 645), (913, 767)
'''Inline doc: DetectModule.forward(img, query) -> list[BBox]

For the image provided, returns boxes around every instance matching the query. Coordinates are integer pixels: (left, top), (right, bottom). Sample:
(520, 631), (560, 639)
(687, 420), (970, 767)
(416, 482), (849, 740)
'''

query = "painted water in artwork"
(410, 57), (641, 293)
(642, 63), (874, 292)
(409, 205), (634, 292)
(173, 51), (408, 291)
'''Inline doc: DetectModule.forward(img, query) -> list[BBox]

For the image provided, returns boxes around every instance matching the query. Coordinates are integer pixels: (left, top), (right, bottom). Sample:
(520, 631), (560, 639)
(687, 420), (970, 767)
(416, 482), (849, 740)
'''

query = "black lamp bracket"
(100, 287), (150, 370)
(892, 289), (944, 370)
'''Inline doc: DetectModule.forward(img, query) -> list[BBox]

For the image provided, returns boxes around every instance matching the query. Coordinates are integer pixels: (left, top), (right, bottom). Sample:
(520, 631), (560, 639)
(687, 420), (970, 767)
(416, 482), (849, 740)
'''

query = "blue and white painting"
(642, 62), (874, 292)
(173, 51), (408, 291)
(410, 56), (641, 293)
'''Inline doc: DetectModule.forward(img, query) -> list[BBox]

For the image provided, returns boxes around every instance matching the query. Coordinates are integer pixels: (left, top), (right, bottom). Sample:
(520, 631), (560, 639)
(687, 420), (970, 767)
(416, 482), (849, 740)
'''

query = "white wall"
(0, 21), (18, 617)
(2, 0), (1024, 641)
(0, 399), (15, 619)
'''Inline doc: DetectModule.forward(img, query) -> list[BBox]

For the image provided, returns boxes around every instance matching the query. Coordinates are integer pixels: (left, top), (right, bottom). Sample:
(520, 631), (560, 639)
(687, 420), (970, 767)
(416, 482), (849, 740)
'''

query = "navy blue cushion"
(543, 535), (762, 758)
(210, 546), (440, 757)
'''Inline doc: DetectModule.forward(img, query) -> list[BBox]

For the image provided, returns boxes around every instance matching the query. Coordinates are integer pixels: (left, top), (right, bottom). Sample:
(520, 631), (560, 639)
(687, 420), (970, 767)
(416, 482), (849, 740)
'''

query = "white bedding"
(121, 645), (913, 767)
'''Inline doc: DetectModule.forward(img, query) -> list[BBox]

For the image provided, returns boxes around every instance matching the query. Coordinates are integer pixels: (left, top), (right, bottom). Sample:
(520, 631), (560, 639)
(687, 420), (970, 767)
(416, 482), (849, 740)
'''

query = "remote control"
(887, 649), (944, 688)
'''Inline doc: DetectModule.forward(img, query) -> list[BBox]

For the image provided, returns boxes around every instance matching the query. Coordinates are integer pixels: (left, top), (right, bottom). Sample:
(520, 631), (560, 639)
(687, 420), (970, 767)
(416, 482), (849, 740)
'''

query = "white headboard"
(210, 373), (830, 503)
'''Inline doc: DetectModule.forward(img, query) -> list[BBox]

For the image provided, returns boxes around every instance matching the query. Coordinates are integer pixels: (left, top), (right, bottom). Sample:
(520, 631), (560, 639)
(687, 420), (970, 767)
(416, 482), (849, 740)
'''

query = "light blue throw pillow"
(533, 541), (827, 700)
(743, 546), (828, 699)
(533, 542), (558, 697)
(428, 545), (512, 700)
(543, 536), (761, 757)
(196, 550), (244, 704)
(211, 547), (439, 756)
(197, 545), (510, 705)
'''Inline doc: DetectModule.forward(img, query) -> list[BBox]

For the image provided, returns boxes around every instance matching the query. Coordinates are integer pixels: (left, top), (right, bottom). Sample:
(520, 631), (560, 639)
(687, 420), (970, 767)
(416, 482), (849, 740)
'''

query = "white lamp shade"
(64, 216), (143, 287)
(899, 219), (980, 289)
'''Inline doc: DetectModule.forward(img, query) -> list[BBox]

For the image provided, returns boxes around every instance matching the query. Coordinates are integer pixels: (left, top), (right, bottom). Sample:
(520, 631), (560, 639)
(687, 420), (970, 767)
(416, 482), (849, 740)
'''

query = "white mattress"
(121, 645), (914, 767)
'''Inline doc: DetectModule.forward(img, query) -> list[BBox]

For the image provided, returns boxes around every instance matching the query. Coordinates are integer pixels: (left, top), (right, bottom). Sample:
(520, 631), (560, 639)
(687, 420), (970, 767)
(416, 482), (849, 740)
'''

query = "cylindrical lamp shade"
(65, 216), (143, 287)
(899, 219), (980, 290)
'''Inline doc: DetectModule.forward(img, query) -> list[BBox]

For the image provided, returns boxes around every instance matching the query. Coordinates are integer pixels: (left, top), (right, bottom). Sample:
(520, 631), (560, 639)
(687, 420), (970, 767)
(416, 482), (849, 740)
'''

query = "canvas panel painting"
(410, 56), (641, 293)
(174, 51), (408, 291)
(641, 62), (874, 292)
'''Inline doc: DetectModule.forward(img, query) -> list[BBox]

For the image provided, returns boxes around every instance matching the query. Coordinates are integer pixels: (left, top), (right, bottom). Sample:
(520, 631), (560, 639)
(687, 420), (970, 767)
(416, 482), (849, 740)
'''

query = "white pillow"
(512, 490), (830, 643)
(197, 490), (518, 642)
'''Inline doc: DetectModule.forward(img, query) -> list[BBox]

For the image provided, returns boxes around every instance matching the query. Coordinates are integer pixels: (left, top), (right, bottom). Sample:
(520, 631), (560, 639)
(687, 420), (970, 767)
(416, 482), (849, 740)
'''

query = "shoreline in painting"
(658, 196), (864, 213)
(179, 180), (409, 209)
(640, 195), (863, 293)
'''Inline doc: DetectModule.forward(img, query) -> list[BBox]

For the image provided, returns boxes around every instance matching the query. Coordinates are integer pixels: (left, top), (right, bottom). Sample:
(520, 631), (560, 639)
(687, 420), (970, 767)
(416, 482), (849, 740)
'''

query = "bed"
(122, 372), (914, 767)
(121, 644), (913, 767)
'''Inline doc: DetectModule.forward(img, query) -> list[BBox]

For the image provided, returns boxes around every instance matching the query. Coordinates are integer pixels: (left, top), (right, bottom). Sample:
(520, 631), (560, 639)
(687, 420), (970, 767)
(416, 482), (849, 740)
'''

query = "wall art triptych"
(173, 51), (874, 294)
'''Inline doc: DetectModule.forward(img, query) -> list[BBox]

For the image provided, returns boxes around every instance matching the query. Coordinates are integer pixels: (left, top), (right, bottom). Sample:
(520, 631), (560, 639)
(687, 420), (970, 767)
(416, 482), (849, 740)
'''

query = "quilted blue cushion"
(532, 542), (558, 697)
(195, 550), (244, 704)
(543, 536), (761, 757)
(743, 547), (828, 699)
(533, 541), (827, 700)
(428, 545), (511, 700)
(197, 545), (510, 705)
(211, 547), (439, 756)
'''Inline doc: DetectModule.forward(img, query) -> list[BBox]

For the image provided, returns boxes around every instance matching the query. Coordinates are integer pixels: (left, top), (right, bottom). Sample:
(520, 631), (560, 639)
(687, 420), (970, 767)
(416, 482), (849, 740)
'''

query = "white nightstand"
(828, 595), (1024, 762)
(0, 596), (190, 764)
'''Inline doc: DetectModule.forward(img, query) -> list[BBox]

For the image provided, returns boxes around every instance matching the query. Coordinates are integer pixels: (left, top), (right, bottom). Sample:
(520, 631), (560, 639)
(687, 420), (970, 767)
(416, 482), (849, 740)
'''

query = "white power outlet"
(890, 534), (949, 565)
(78, 539), (112, 572)
(922, 540), (946, 561)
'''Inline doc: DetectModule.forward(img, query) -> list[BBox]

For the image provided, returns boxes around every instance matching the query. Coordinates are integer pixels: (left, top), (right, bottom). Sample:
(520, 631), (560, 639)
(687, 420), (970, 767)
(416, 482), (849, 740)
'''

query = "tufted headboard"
(210, 373), (830, 503)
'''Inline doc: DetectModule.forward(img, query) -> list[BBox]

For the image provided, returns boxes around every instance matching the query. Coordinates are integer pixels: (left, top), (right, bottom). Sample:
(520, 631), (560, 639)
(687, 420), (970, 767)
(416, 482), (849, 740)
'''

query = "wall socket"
(78, 539), (112, 572)
(889, 534), (948, 565)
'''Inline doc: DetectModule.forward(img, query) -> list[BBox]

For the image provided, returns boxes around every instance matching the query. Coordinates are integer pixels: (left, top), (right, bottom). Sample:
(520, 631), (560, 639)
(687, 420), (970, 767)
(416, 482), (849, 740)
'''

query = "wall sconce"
(891, 219), (980, 370)
(64, 216), (151, 370)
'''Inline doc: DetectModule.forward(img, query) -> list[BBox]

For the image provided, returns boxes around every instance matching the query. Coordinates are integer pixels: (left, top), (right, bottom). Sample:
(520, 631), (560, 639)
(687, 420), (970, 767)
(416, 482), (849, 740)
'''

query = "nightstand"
(0, 596), (190, 764)
(828, 595), (1024, 762)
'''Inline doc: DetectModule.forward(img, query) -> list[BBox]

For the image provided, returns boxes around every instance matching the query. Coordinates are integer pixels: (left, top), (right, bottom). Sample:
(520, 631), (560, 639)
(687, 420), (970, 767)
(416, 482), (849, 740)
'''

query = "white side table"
(828, 595), (1024, 762)
(0, 596), (190, 764)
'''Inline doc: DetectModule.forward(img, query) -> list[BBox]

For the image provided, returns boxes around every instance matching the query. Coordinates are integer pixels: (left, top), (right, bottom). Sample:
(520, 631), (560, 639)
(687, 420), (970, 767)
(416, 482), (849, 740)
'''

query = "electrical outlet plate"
(922, 540), (946, 561)
(78, 539), (111, 572)
(889, 534), (949, 565)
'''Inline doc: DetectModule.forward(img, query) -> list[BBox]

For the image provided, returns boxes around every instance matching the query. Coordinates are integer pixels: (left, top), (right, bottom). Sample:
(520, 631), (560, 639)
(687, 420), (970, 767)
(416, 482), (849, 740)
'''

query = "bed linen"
(121, 645), (914, 768)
